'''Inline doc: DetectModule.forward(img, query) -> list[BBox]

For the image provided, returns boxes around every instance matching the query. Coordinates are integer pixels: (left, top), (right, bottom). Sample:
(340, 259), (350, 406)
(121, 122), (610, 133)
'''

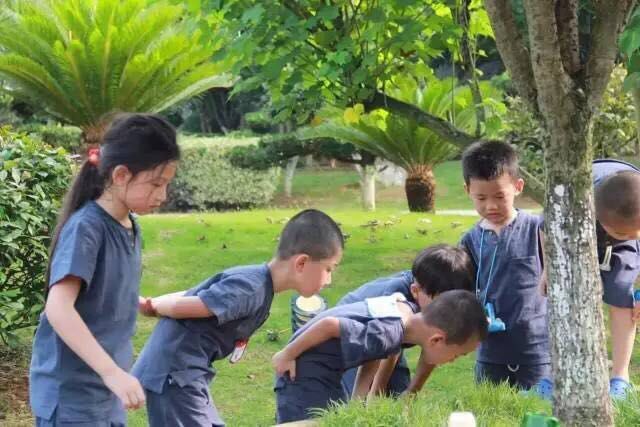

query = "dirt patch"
(0, 345), (31, 425)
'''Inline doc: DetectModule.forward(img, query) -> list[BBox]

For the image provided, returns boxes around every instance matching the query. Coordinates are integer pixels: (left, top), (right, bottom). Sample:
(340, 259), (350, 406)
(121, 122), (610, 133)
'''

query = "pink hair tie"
(87, 147), (100, 166)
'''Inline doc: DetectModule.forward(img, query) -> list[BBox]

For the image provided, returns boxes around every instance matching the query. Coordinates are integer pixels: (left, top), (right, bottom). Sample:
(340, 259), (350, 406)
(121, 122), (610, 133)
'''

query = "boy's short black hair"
(595, 171), (640, 222)
(277, 209), (344, 260)
(412, 244), (474, 296)
(423, 290), (488, 344)
(461, 140), (519, 185)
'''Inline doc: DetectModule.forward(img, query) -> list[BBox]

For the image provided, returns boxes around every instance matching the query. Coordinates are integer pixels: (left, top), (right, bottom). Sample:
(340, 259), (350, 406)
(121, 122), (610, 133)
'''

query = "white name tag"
(366, 293), (406, 318)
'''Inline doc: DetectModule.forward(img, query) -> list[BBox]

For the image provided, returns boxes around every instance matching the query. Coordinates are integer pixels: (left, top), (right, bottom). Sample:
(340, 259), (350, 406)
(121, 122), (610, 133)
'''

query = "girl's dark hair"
(46, 113), (180, 289)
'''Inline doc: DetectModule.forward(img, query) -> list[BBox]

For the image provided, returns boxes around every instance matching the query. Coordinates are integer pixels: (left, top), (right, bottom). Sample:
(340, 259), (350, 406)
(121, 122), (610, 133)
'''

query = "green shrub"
(18, 123), (83, 153)
(0, 127), (72, 346)
(164, 137), (279, 211)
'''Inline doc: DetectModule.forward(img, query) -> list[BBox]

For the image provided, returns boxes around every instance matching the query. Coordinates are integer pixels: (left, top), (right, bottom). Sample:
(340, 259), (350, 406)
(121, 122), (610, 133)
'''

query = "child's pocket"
(508, 256), (540, 289)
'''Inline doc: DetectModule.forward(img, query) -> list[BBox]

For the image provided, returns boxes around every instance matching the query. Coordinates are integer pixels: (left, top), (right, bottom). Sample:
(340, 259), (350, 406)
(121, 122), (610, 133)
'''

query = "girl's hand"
(272, 350), (296, 380)
(138, 297), (157, 317)
(101, 367), (146, 410)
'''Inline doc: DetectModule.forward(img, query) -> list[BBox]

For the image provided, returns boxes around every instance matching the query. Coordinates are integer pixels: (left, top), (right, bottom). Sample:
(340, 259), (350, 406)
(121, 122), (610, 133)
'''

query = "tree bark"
(355, 164), (376, 211)
(81, 122), (107, 146)
(404, 166), (435, 212)
(484, 0), (538, 111)
(283, 155), (299, 198)
(523, 1), (613, 424)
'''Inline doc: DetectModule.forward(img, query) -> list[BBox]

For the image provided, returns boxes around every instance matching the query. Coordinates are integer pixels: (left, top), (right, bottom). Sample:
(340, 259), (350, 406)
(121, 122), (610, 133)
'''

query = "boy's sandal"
(610, 377), (634, 400)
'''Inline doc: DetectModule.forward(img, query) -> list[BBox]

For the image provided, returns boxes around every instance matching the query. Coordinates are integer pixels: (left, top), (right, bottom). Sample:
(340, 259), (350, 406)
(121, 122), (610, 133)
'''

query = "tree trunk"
(81, 123), (107, 146)
(630, 87), (640, 158)
(304, 154), (313, 167)
(404, 166), (435, 212)
(543, 99), (612, 426)
(283, 155), (299, 198)
(354, 164), (376, 211)
(522, 2), (613, 424)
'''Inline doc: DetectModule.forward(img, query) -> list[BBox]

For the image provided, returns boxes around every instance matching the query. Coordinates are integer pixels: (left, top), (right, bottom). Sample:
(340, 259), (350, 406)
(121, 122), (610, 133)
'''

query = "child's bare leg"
(609, 305), (636, 380)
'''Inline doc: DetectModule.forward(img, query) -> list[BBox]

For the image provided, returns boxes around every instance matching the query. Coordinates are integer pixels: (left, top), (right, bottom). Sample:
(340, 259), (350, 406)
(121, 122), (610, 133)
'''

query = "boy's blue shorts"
(145, 375), (225, 427)
(275, 376), (346, 424)
(600, 246), (640, 309)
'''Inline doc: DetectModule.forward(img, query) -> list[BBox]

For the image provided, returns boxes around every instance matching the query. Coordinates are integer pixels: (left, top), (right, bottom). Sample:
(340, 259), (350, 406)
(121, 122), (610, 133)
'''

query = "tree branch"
(519, 164), (545, 203)
(523, 0), (571, 118)
(586, 0), (636, 108)
(483, 1), (538, 111)
(363, 91), (477, 149)
(555, 0), (581, 75)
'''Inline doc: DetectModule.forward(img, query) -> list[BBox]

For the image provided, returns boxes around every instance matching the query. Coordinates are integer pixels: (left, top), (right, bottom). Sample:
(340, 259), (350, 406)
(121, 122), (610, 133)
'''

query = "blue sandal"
(521, 378), (553, 400)
(534, 378), (553, 400)
(610, 377), (633, 400)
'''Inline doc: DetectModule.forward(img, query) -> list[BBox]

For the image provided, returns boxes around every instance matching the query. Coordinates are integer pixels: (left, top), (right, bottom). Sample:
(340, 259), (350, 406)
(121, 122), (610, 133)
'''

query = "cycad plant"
(307, 77), (505, 211)
(0, 0), (231, 144)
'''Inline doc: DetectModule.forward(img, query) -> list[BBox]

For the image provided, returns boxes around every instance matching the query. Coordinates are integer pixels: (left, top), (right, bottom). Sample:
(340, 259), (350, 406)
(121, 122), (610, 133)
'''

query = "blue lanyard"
(475, 228), (499, 305)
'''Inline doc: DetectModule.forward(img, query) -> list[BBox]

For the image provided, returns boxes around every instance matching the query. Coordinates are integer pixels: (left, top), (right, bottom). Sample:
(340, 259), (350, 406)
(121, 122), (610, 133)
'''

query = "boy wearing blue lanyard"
(459, 140), (549, 390)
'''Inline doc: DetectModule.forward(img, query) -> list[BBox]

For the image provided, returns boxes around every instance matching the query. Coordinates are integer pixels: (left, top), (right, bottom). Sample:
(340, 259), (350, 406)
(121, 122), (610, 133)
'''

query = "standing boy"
(460, 140), (550, 390)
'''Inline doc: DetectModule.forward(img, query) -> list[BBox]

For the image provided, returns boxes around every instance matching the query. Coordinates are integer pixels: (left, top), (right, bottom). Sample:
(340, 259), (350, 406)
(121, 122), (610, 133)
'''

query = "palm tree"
(306, 77), (505, 211)
(0, 0), (232, 144)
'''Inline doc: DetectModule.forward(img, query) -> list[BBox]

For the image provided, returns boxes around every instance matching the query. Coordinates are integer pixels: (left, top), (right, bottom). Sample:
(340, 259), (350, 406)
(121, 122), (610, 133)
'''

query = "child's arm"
(138, 291), (189, 317)
(367, 353), (401, 398)
(147, 292), (212, 319)
(46, 277), (146, 409)
(352, 360), (381, 400)
(403, 350), (435, 395)
(272, 317), (341, 380)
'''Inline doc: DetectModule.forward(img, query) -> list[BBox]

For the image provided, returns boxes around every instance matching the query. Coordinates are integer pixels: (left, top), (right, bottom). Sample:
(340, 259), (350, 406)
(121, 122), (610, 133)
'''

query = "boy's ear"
(428, 330), (446, 346)
(410, 282), (421, 300)
(293, 254), (310, 272)
(463, 182), (470, 194)
(515, 178), (525, 194)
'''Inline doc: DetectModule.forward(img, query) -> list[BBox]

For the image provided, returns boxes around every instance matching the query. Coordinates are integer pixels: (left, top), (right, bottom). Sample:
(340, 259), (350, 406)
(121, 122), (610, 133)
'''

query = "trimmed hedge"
(163, 136), (280, 211)
(18, 123), (82, 153)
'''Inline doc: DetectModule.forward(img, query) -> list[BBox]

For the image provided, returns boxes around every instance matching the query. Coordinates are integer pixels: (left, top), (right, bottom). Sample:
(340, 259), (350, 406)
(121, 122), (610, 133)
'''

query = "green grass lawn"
(272, 160), (540, 212)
